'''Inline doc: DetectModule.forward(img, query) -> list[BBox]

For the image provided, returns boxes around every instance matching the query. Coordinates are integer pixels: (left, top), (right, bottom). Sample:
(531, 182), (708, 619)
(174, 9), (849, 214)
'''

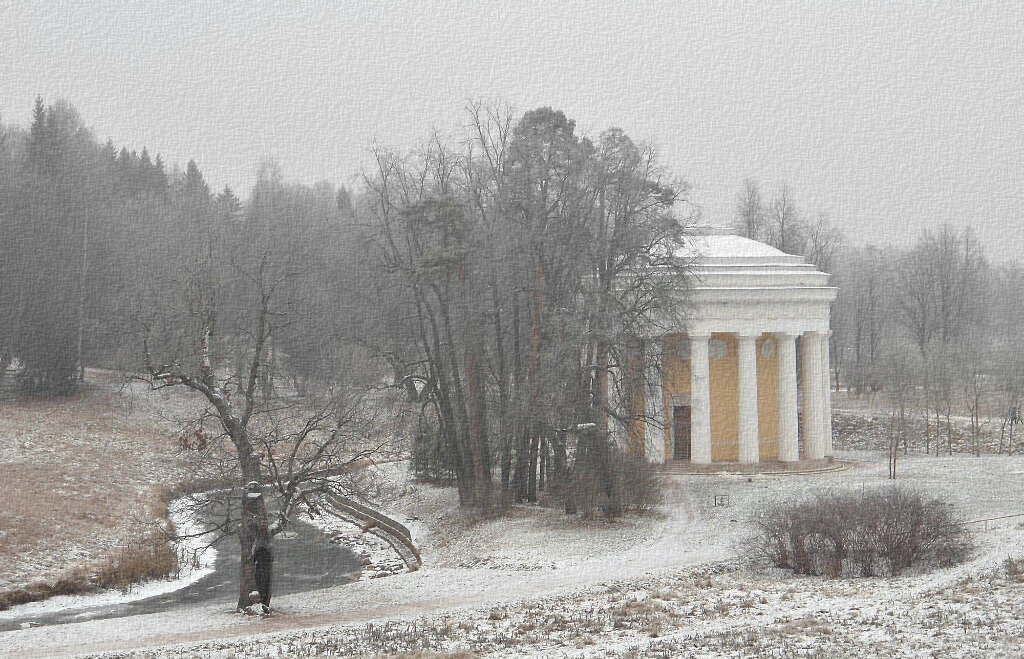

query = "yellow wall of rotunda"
(756, 336), (780, 461)
(660, 332), (781, 462)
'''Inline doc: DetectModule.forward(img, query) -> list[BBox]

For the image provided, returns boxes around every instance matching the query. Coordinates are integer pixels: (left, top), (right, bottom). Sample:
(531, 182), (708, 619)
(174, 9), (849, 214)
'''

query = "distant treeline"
(3, 96), (1020, 509)
(733, 179), (1024, 453)
(0, 97), (367, 396)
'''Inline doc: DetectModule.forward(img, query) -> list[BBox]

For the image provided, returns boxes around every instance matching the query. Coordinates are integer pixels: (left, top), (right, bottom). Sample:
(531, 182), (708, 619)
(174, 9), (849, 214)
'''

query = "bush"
(17, 353), (79, 396)
(93, 530), (180, 593)
(751, 486), (973, 577)
(569, 437), (662, 519)
(410, 422), (457, 485)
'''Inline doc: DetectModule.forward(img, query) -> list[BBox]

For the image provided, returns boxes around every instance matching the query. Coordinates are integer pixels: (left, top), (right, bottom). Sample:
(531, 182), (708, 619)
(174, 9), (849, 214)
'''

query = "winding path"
(0, 518), (360, 634)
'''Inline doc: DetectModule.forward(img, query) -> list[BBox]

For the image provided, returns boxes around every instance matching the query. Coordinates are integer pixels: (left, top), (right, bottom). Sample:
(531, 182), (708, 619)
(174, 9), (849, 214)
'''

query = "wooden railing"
(324, 494), (422, 571)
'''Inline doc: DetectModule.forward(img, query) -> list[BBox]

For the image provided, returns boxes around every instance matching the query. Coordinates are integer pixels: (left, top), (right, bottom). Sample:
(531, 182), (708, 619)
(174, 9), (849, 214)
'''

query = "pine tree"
(28, 96), (48, 175)
(183, 159), (209, 199)
(152, 154), (168, 194)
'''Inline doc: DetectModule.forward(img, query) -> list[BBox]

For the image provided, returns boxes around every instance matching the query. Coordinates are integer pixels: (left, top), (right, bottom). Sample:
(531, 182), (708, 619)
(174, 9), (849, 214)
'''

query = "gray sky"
(2, 1), (1022, 260)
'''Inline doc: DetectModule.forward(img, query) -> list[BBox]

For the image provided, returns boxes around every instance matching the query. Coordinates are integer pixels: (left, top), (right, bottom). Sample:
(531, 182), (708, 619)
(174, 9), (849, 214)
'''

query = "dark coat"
(252, 545), (274, 611)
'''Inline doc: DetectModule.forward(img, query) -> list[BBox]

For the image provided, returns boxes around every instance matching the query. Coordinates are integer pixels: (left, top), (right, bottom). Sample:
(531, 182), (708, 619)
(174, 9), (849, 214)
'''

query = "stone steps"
(658, 459), (850, 476)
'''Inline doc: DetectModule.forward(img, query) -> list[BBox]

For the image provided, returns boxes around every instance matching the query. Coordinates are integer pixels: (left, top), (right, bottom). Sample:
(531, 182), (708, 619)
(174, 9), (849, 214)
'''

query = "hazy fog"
(2, 1), (1021, 259)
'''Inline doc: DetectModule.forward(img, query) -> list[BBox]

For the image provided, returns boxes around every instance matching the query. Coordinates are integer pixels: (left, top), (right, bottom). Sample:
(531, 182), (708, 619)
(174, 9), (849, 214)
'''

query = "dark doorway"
(673, 405), (692, 460)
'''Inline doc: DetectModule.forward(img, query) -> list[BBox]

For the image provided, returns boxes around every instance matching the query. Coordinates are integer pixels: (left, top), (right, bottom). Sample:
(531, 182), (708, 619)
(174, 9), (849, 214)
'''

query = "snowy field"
(2, 450), (1024, 657)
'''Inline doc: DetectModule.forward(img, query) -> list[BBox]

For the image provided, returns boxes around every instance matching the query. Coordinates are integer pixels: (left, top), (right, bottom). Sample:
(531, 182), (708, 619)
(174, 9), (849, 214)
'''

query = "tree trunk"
(946, 410), (953, 456)
(562, 437), (576, 515)
(539, 439), (546, 492)
(237, 526), (256, 610)
(235, 451), (271, 611)
(513, 427), (531, 502)
(527, 433), (540, 503)
(464, 338), (491, 509)
(75, 213), (89, 382)
(923, 408), (931, 454)
(887, 410), (898, 479)
(593, 340), (609, 436)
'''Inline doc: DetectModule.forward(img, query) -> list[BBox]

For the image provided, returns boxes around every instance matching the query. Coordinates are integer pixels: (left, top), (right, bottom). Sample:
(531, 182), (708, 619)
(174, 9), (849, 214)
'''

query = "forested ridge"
(0, 98), (364, 396)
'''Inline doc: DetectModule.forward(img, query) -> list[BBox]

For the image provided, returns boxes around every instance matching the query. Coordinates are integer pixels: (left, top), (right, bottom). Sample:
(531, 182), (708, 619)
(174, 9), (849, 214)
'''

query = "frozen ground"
(0, 370), (199, 593)
(3, 451), (1024, 657)
(0, 496), (217, 623)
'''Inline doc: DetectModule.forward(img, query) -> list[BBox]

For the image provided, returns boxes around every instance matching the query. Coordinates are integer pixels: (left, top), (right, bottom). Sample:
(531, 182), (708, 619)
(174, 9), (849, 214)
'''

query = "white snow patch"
(10, 451), (1024, 657)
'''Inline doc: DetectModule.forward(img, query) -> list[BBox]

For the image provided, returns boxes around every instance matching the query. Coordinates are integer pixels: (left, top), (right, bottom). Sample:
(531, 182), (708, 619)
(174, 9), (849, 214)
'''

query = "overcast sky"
(2, 1), (1022, 260)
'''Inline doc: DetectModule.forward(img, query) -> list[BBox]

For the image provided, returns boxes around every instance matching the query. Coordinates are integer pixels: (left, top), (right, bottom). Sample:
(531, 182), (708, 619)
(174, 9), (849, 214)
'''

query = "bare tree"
(927, 345), (959, 456)
(734, 178), (764, 241)
(804, 212), (844, 274)
(991, 264), (1024, 454)
(363, 105), (691, 512)
(764, 185), (805, 255)
(883, 350), (918, 478)
(835, 245), (897, 394)
(134, 255), (386, 612)
(898, 225), (987, 357)
(958, 337), (991, 457)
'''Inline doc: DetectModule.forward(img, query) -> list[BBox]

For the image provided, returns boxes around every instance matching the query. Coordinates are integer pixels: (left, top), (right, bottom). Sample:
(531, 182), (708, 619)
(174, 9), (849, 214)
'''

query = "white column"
(737, 333), (760, 463)
(801, 331), (825, 460)
(821, 330), (834, 458)
(777, 332), (800, 462)
(645, 340), (667, 463)
(689, 333), (712, 464)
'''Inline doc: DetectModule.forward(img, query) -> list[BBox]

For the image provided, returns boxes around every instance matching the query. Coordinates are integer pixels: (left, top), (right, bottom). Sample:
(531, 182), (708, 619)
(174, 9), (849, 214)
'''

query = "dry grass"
(0, 528), (180, 610)
(372, 650), (475, 654)
(1004, 557), (1024, 582)
(0, 370), (195, 594)
(93, 528), (181, 592)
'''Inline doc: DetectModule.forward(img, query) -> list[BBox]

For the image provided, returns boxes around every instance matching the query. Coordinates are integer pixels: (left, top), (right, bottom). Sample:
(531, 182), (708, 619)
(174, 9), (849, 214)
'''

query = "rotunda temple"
(630, 226), (837, 465)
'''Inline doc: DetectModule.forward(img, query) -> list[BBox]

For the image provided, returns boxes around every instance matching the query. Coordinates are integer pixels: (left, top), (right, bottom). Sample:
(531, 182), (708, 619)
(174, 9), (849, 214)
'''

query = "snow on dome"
(678, 225), (803, 265)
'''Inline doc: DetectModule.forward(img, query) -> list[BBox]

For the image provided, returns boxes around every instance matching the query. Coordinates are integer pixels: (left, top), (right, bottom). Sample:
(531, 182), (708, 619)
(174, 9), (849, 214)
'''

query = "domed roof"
(661, 226), (837, 336)
(678, 226), (805, 265)
(671, 225), (833, 296)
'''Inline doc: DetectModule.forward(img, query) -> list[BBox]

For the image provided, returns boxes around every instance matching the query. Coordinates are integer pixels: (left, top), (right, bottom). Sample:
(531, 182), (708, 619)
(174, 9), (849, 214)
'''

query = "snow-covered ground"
(0, 371), (198, 594)
(4, 450), (1024, 657)
(0, 496), (216, 623)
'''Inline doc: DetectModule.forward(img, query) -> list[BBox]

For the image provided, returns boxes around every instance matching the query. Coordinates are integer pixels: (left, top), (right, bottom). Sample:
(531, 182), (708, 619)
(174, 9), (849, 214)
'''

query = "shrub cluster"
(410, 423), (458, 485)
(751, 486), (973, 577)
(569, 440), (662, 518)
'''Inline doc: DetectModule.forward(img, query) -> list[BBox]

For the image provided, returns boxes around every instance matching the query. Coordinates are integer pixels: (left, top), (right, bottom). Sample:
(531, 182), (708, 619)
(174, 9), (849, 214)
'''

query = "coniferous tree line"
(0, 98), (364, 398)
